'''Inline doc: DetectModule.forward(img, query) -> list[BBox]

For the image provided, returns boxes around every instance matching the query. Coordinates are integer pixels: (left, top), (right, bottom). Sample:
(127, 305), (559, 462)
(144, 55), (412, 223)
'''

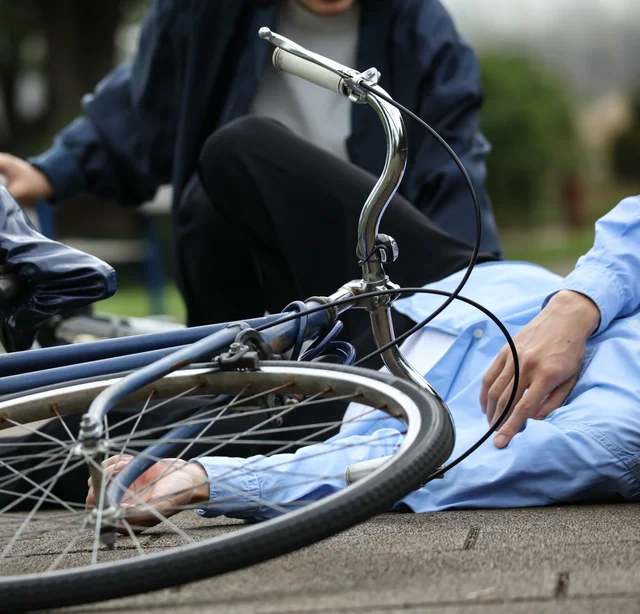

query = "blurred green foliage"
(479, 53), (582, 227)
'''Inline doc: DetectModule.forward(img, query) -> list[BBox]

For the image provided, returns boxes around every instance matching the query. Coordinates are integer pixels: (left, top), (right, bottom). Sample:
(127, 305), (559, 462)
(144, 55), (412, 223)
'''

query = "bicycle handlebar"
(260, 27), (405, 276)
(260, 29), (443, 404)
(272, 48), (347, 95)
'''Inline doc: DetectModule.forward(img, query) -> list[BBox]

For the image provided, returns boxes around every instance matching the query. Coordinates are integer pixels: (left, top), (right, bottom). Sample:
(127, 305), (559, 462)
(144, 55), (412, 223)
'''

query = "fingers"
(479, 351), (507, 413)
(0, 153), (17, 174)
(87, 455), (134, 487)
(87, 455), (134, 505)
(490, 375), (527, 427)
(492, 367), (578, 449)
(0, 153), (53, 204)
(492, 374), (577, 449)
(483, 357), (520, 425)
(493, 384), (549, 448)
(533, 377), (577, 419)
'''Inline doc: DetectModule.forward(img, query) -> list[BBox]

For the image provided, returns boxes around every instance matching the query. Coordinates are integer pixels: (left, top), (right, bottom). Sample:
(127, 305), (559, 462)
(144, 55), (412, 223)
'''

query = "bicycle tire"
(0, 361), (453, 612)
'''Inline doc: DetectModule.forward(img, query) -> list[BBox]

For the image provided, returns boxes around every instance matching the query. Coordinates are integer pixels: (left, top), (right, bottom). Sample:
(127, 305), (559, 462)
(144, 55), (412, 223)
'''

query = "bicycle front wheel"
(0, 361), (453, 612)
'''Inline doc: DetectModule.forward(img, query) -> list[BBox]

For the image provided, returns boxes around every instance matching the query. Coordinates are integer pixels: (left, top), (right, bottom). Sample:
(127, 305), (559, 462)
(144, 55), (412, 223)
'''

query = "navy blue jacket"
(31, 0), (501, 253)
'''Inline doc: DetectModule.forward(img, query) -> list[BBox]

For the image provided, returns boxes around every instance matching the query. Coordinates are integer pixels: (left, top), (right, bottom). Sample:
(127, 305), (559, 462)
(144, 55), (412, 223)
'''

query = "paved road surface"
(48, 503), (640, 614)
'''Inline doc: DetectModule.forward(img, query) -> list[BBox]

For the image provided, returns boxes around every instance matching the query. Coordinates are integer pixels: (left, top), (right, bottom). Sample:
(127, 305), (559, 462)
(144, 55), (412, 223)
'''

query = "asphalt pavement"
(50, 503), (639, 614)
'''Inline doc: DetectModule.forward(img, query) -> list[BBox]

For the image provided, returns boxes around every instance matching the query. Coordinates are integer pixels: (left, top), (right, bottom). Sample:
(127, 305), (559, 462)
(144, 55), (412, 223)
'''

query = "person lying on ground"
(89, 196), (640, 526)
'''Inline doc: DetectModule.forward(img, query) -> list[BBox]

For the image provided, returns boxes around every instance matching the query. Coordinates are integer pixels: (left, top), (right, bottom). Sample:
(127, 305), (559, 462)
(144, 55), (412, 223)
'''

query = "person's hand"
(480, 290), (600, 449)
(87, 455), (210, 531)
(0, 153), (54, 205)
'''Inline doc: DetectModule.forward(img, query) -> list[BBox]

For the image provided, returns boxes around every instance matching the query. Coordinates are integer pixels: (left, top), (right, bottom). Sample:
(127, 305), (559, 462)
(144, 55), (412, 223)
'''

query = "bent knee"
(200, 116), (288, 168)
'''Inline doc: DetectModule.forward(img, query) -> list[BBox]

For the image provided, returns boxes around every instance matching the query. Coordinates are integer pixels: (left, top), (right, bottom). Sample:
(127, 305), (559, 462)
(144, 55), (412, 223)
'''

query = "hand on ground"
(87, 455), (210, 532)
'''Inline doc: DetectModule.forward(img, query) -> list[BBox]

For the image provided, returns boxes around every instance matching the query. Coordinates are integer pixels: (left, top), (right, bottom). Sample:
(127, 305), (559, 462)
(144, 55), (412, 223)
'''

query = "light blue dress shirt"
(197, 197), (640, 521)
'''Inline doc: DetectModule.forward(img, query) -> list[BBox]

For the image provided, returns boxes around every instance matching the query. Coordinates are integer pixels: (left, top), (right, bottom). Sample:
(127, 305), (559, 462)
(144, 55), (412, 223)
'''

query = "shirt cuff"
(28, 144), (85, 203)
(192, 457), (263, 520)
(542, 264), (622, 335)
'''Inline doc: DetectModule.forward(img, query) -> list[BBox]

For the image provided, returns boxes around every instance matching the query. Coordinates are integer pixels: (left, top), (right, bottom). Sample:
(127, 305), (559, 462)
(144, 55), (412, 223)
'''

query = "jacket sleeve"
(544, 196), (640, 334)
(404, 1), (499, 253)
(29, 0), (180, 206)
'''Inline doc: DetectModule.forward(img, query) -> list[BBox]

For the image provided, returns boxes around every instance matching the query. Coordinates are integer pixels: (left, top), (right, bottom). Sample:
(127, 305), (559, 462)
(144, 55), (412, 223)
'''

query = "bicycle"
(0, 29), (518, 613)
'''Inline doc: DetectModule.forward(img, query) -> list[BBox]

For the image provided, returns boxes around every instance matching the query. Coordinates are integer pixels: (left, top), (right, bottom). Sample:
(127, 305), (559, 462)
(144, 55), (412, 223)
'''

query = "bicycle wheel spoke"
(127, 386), (255, 502)
(0, 450), (75, 502)
(102, 385), (201, 438)
(120, 518), (145, 556)
(84, 455), (195, 551)
(120, 423), (402, 520)
(174, 385), (250, 461)
(89, 389), (374, 525)
(195, 388), (329, 462)
(53, 409), (77, 442)
(0, 448), (68, 487)
(110, 389), (156, 466)
(2, 418), (73, 448)
(118, 392), (368, 445)
(85, 458), (105, 565)
(120, 389), (375, 510)
(113, 409), (385, 448)
(119, 493), (195, 544)
(0, 452), (87, 513)
(1, 450), (74, 560)
(46, 516), (91, 572)
(106, 382), (294, 447)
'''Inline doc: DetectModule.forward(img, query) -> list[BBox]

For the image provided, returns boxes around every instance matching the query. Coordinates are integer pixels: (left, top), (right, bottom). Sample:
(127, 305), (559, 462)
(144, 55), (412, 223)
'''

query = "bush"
(479, 53), (582, 227)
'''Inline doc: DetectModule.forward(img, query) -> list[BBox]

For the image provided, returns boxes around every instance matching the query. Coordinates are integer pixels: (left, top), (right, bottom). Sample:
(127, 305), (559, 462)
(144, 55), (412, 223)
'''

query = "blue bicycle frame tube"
(0, 315), (282, 378)
(84, 305), (332, 430)
(0, 345), (188, 396)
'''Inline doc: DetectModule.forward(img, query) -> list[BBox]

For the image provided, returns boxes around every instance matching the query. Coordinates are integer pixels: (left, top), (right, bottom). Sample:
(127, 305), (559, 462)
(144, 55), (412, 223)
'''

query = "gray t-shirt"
(250, 0), (361, 162)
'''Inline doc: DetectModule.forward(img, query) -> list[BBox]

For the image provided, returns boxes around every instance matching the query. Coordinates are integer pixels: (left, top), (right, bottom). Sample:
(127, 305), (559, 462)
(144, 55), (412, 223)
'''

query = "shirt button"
(473, 328), (484, 339)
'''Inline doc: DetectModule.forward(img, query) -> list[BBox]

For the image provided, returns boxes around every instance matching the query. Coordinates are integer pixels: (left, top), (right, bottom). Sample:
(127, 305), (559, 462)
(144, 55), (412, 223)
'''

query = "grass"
(500, 225), (596, 273)
(496, 180), (637, 273)
(98, 284), (186, 321)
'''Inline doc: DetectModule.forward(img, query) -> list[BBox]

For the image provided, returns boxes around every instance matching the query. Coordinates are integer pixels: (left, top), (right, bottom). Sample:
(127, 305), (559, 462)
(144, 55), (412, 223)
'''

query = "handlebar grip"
(272, 48), (347, 96)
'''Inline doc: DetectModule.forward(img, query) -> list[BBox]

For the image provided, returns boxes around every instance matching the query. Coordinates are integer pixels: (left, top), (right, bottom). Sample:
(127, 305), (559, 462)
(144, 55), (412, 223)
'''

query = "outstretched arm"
(88, 423), (404, 528)
(88, 404), (639, 524)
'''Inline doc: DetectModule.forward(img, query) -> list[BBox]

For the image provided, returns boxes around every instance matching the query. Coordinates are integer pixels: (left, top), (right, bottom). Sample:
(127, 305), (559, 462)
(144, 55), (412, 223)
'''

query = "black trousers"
(176, 116), (498, 365)
(1, 118), (498, 508)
